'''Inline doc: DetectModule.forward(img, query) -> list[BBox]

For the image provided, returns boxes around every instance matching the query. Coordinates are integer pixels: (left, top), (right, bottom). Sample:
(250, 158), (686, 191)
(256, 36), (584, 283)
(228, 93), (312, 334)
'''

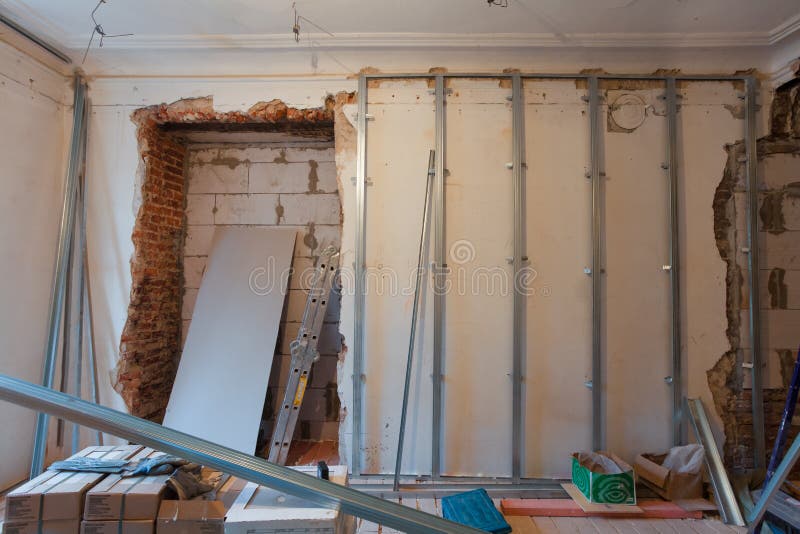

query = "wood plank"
(532, 517), (560, 533)
(501, 499), (703, 519)
(625, 518), (664, 534)
(604, 519), (638, 534)
(563, 483), (643, 514)
(590, 517), (624, 534)
(163, 227), (296, 454)
(506, 515), (541, 533)
(552, 516), (600, 533)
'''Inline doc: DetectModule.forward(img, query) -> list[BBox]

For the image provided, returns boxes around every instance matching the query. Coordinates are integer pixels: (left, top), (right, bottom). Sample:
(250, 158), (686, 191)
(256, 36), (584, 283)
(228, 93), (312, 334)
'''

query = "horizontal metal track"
(363, 72), (751, 81)
(0, 374), (481, 534)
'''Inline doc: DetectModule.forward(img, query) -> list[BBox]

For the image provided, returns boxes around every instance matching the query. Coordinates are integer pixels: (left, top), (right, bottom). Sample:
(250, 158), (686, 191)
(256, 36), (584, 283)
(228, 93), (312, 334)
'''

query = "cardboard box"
(634, 447), (704, 501)
(211, 476), (247, 512)
(571, 452), (636, 505)
(84, 448), (169, 521)
(156, 500), (225, 534)
(81, 519), (154, 534)
(225, 465), (355, 534)
(5, 445), (143, 523)
(2, 520), (80, 534)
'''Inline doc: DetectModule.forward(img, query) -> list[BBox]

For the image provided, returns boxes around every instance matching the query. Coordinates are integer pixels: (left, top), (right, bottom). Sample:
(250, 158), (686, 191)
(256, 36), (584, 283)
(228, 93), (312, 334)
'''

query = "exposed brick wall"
(712, 78), (800, 470)
(182, 144), (343, 449)
(115, 95), (344, 435)
(117, 119), (187, 421)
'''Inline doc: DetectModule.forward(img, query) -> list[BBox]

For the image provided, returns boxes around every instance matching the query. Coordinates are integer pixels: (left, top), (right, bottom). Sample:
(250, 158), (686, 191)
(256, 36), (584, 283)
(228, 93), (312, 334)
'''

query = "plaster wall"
(0, 41), (70, 489)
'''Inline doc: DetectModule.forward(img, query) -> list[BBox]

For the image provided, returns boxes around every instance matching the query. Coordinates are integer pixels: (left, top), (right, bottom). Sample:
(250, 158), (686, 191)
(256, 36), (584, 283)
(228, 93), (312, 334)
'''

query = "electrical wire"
(82, 0), (133, 64)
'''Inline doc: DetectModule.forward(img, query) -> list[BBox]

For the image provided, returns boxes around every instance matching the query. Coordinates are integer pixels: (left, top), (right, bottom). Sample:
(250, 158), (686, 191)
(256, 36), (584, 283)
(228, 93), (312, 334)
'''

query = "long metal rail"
(362, 73), (753, 81)
(748, 429), (800, 532)
(352, 74), (368, 477)
(0, 374), (481, 534)
(31, 76), (88, 477)
(394, 150), (436, 491)
(588, 76), (604, 451)
(665, 78), (685, 446)
(744, 76), (765, 469)
(432, 74), (446, 478)
(686, 398), (745, 526)
(511, 73), (527, 480)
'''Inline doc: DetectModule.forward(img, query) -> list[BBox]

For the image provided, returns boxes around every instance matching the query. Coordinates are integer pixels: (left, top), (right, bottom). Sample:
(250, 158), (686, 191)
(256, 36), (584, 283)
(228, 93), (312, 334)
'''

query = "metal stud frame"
(351, 71), (759, 483)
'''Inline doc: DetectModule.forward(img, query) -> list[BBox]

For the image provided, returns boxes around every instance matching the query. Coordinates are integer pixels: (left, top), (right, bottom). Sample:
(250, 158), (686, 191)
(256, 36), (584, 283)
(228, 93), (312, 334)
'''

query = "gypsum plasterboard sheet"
(163, 226), (296, 454)
(362, 79), (435, 474)
(603, 86), (672, 462)
(523, 80), (593, 477)
(442, 79), (514, 477)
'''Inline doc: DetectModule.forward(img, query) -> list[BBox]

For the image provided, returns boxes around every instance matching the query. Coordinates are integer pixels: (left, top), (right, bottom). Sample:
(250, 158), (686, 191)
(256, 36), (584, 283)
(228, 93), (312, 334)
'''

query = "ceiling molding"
(769, 11), (800, 44)
(60, 31), (784, 51)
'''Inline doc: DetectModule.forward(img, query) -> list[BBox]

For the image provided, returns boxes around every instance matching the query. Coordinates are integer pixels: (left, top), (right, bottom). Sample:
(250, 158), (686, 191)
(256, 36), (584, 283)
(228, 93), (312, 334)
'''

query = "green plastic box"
(571, 452), (637, 505)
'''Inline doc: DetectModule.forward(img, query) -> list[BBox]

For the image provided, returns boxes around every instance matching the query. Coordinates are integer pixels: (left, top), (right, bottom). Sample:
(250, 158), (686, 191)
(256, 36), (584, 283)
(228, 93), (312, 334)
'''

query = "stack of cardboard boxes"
(82, 448), (170, 534)
(4, 446), (143, 534)
(4, 450), (353, 534)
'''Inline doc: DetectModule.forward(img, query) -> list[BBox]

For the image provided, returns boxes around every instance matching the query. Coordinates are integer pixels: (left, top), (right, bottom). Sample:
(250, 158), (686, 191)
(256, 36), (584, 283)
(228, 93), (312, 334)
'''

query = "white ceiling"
(1, 0), (799, 79)
(2, 0), (799, 49)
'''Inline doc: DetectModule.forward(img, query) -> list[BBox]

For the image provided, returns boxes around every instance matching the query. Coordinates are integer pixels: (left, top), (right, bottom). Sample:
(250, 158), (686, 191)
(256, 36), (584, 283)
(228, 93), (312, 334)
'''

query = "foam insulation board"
(163, 227), (296, 454)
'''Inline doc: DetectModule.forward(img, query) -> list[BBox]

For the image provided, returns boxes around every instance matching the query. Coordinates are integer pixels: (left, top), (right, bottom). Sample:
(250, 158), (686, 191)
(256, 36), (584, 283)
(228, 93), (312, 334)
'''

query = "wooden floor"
(0, 484), (746, 534)
(353, 497), (747, 533)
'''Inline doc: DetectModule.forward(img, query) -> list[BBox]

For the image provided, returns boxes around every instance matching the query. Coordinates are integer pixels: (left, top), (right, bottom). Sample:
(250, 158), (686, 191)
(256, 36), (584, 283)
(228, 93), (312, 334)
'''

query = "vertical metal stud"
(432, 75), (446, 479)
(665, 78), (685, 446)
(744, 76), (765, 469)
(31, 76), (87, 477)
(352, 74), (368, 477)
(511, 74), (526, 481)
(588, 76), (604, 452)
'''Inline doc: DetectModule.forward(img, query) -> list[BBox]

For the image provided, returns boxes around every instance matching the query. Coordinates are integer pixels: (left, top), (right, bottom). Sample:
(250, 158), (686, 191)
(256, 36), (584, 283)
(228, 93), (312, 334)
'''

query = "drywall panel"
(361, 80), (435, 474)
(603, 86), (672, 461)
(0, 42), (69, 489)
(523, 80), (593, 477)
(442, 79), (514, 477)
(163, 227), (296, 454)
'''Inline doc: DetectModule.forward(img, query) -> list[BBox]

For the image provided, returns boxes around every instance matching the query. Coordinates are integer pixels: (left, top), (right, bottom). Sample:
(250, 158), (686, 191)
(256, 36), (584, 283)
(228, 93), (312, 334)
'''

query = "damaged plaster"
(710, 77), (800, 469)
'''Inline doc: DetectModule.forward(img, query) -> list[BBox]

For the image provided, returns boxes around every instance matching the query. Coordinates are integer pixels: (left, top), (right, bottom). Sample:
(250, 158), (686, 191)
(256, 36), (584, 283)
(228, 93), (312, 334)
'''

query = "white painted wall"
(0, 41), (70, 489)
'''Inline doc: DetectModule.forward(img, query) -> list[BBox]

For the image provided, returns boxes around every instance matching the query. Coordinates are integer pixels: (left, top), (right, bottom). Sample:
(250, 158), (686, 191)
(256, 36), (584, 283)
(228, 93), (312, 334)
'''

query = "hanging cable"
(82, 0), (133, 64)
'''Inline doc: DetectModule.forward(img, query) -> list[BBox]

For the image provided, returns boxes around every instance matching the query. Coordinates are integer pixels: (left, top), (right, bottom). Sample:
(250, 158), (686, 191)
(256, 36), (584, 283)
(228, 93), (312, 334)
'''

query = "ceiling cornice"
(58, 30), (789, 51)
(769, 11), (800, 44)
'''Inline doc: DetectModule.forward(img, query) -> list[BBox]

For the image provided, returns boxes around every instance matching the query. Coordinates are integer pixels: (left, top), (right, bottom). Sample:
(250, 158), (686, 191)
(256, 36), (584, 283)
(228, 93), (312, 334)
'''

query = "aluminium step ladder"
(268, 246), (340, 465)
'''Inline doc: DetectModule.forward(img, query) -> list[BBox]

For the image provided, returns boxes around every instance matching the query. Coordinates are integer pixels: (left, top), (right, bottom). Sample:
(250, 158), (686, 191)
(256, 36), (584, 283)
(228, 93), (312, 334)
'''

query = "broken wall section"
(117, 95), (346, 428)
(182, 144), (343, 449)
(713, 78), (800, 469)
